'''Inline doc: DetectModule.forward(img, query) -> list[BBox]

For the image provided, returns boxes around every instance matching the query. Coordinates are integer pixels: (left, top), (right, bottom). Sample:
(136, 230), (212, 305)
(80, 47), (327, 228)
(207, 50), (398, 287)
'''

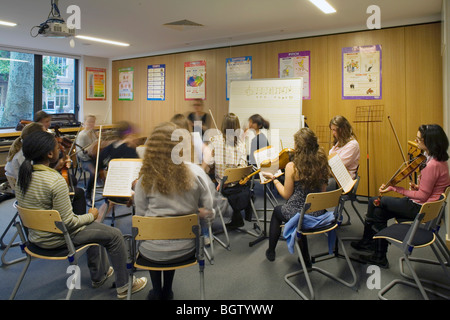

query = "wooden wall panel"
(112, 23), (442, 197)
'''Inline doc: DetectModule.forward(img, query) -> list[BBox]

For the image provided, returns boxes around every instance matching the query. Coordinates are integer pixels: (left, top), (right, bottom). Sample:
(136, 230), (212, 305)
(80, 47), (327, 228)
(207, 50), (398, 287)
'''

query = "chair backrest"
(222, 166), (253, 185)
(16, 205), (63, 234)
(304, 188), (343, 214)
(419, 195), (447, 224)
(132, 214), (198, 241)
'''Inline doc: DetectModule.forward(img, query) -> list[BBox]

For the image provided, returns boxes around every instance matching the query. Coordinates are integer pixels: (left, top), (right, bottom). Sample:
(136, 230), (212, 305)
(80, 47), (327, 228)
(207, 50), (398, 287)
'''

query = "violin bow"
(387, 116), (407, 164)
(91, 125), (102, 210)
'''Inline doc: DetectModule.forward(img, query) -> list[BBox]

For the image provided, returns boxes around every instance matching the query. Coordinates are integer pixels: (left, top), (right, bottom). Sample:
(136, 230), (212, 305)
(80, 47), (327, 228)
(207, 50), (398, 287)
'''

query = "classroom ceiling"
(0, 0), (443, 61)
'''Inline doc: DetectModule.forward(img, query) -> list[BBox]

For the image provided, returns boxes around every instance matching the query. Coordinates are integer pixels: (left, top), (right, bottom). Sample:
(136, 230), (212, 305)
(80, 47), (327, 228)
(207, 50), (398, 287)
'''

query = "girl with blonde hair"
(134, 122), (214, 300)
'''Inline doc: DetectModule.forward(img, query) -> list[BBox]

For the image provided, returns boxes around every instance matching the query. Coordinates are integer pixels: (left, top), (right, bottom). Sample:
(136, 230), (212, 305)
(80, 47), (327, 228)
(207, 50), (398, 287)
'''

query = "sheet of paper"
(254, 146), (283, 184)
(328, 153), (356, 194)
(103, 159), (143, 197)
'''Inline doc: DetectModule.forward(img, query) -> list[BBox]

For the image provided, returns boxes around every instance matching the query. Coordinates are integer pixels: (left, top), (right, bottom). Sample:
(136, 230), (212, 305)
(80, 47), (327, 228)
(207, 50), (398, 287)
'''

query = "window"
(0, 50), (35, 128)
(0, 49), (78, 128)
(42, 55), (76, 114)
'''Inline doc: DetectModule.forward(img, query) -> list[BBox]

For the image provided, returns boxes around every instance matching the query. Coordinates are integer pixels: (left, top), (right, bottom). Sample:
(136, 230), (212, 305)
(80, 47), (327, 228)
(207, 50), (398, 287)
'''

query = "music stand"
(316, 125), (332, 151)
(354, 105), (384, 198)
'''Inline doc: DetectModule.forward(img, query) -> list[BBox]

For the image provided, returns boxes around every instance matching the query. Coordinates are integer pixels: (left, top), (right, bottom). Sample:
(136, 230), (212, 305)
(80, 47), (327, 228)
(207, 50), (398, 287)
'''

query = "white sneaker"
(117, 277), (148, 299)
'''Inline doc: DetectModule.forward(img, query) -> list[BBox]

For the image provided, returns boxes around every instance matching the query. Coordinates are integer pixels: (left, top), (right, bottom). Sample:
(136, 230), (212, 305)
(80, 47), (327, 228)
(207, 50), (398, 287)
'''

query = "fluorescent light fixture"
(0, 58), (29, 63)
(0, 20), (17, 27)
(309, 0), (336, 14)
(75, 35), (130, 47)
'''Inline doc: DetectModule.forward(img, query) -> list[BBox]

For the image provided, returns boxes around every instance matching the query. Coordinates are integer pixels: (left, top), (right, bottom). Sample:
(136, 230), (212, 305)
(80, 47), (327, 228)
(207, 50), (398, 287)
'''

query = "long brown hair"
(221, 113), (241, 146)
(292, 128), (330, 191)
(140, 122), (193, 195)
(329, 115), (357, 147)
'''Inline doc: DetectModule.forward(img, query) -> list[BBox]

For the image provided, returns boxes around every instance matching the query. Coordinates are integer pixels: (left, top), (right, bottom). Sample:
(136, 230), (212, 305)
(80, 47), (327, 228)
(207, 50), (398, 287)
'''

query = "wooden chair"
(375, 195), (449, 300)
(127, 214), (205, 300)
(398, 186), (450, 289)
(9, 206), (99, 300)
(284, 188), (357, 300)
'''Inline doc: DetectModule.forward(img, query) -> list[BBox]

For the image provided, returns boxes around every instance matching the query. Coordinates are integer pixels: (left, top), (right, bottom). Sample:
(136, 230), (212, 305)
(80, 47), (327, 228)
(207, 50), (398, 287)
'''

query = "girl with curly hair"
(134, 122), (215, 300)
(263, 127), (330, 262)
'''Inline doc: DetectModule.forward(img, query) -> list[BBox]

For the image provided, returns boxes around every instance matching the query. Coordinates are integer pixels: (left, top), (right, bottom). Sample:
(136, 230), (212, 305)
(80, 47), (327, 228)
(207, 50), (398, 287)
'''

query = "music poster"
(147, 64), (166, 101)
(118, 67), (134, 101)
(342, 45), (382, 100)
(278, 51), (311, 100)
(185, 60), (206, 100)
(226, 56), (252, 100)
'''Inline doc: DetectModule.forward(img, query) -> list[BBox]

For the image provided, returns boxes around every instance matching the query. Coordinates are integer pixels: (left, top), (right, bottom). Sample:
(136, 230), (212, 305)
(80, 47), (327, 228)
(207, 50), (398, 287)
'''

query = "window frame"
(0, 49), (79, 129)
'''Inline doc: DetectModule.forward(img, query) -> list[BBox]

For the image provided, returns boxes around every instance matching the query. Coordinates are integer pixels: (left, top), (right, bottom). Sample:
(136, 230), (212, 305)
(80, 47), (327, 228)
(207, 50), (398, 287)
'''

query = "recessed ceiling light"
(0, 20), (17, 27)
(309, 0), (336, 14)
(75, 35), (130, 47)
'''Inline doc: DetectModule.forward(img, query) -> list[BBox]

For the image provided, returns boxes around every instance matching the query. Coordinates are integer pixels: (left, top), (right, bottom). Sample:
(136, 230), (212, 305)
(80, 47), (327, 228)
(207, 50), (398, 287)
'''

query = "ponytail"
(249, 114), (270, 130)
(17, 131), (56, 195)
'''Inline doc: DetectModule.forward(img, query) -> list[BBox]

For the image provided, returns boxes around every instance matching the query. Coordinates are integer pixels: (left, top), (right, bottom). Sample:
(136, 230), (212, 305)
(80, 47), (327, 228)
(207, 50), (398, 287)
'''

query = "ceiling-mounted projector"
(38, 20), (75, 38)
(31, 0), (75, 38)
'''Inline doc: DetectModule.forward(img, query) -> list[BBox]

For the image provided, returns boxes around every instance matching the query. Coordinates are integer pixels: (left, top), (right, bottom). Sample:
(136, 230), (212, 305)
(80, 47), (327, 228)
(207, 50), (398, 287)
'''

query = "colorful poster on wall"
(118, 67), (134, 101)
(226, 56), (252, 100)
(147, 64), (166, 101)
(185, 60), (206, 100)
(86, 67), (106, 100)
(278, 51), (311, 100)
(342, 45), (382, 100)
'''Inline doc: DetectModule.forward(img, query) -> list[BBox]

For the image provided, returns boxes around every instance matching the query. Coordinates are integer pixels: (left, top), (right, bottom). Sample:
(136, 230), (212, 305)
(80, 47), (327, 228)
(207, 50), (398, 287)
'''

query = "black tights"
(268, 205), (310, 260)
(149, 270), (175, 297)
(268, 205), (287, 252)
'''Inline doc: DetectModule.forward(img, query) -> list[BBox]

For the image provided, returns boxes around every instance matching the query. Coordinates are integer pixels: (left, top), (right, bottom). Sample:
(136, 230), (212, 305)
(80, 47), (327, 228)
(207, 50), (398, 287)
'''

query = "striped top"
(15, 164), (94, 249)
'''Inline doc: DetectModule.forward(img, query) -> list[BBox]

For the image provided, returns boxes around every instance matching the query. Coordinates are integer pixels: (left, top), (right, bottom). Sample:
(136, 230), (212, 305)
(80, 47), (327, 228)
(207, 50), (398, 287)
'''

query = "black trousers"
(366, 196), (422, 232)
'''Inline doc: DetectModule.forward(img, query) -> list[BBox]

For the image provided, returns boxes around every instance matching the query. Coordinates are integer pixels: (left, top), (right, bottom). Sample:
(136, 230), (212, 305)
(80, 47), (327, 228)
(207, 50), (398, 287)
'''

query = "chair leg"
(1, 227), (26, 266)
(379, 255), (450, 300)
(0, 212), (21, 249)
(9, 255), (32, 300)
(399, 243), (450, 291)
(285, 235), (357, 300)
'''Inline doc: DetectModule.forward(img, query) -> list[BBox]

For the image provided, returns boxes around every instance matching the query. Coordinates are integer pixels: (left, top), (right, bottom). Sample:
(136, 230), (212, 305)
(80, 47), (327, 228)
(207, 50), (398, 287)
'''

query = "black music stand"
(354, 105), (384, 198)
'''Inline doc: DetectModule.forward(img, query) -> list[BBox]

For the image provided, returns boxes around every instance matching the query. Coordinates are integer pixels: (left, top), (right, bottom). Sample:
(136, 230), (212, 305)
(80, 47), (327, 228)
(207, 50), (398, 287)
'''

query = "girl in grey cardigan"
(134, 122), (214, 300)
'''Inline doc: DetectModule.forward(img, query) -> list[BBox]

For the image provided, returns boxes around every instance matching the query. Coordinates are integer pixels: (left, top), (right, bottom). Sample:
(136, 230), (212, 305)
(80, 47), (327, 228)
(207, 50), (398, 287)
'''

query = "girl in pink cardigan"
(351, 124), (450, 268)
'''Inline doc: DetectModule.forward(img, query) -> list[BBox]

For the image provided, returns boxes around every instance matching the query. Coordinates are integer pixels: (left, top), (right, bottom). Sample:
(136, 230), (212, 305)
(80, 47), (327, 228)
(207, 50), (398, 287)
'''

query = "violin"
(239, 148), (294, 185)
(54, 126), (75, 187)
(373, 154), (426, 206)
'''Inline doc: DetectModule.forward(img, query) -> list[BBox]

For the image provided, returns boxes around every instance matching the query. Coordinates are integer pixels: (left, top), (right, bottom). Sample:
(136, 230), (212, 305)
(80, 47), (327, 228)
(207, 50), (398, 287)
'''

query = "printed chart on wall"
(147, 64), (166, 101)
(86, 67), (106, 100)
(342, 45), (382, 100)
(278, 51), (311, 100)
(185, 60), (206, 100)
(226, 56), (252, 100)
(118, 67), (134, 101)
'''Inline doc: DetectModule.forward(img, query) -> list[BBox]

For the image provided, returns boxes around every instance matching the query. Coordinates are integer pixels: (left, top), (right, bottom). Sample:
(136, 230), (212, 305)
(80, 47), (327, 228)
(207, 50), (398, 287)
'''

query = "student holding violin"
(263, 128), (330, 263)
(15, 130), (147, 298)
(351, 124), (450, 268)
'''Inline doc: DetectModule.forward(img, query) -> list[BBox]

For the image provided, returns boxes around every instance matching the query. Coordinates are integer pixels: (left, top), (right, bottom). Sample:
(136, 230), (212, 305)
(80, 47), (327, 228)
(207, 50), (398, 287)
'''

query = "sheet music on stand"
(354, 105), (384, 197)
(328, 153), (357, 194)
(253, 146), (283, 184)
(103, 158), (143, 198)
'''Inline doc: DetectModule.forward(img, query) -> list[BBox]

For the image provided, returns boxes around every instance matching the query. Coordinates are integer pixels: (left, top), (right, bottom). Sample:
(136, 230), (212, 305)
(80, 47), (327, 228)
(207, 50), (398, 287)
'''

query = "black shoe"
(161, 290), (174, 300)
(358, 253), (389, 269)
(350, 239), (375, 253)
(265, 249), (275, 261)
(147, 289), (161, 300)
